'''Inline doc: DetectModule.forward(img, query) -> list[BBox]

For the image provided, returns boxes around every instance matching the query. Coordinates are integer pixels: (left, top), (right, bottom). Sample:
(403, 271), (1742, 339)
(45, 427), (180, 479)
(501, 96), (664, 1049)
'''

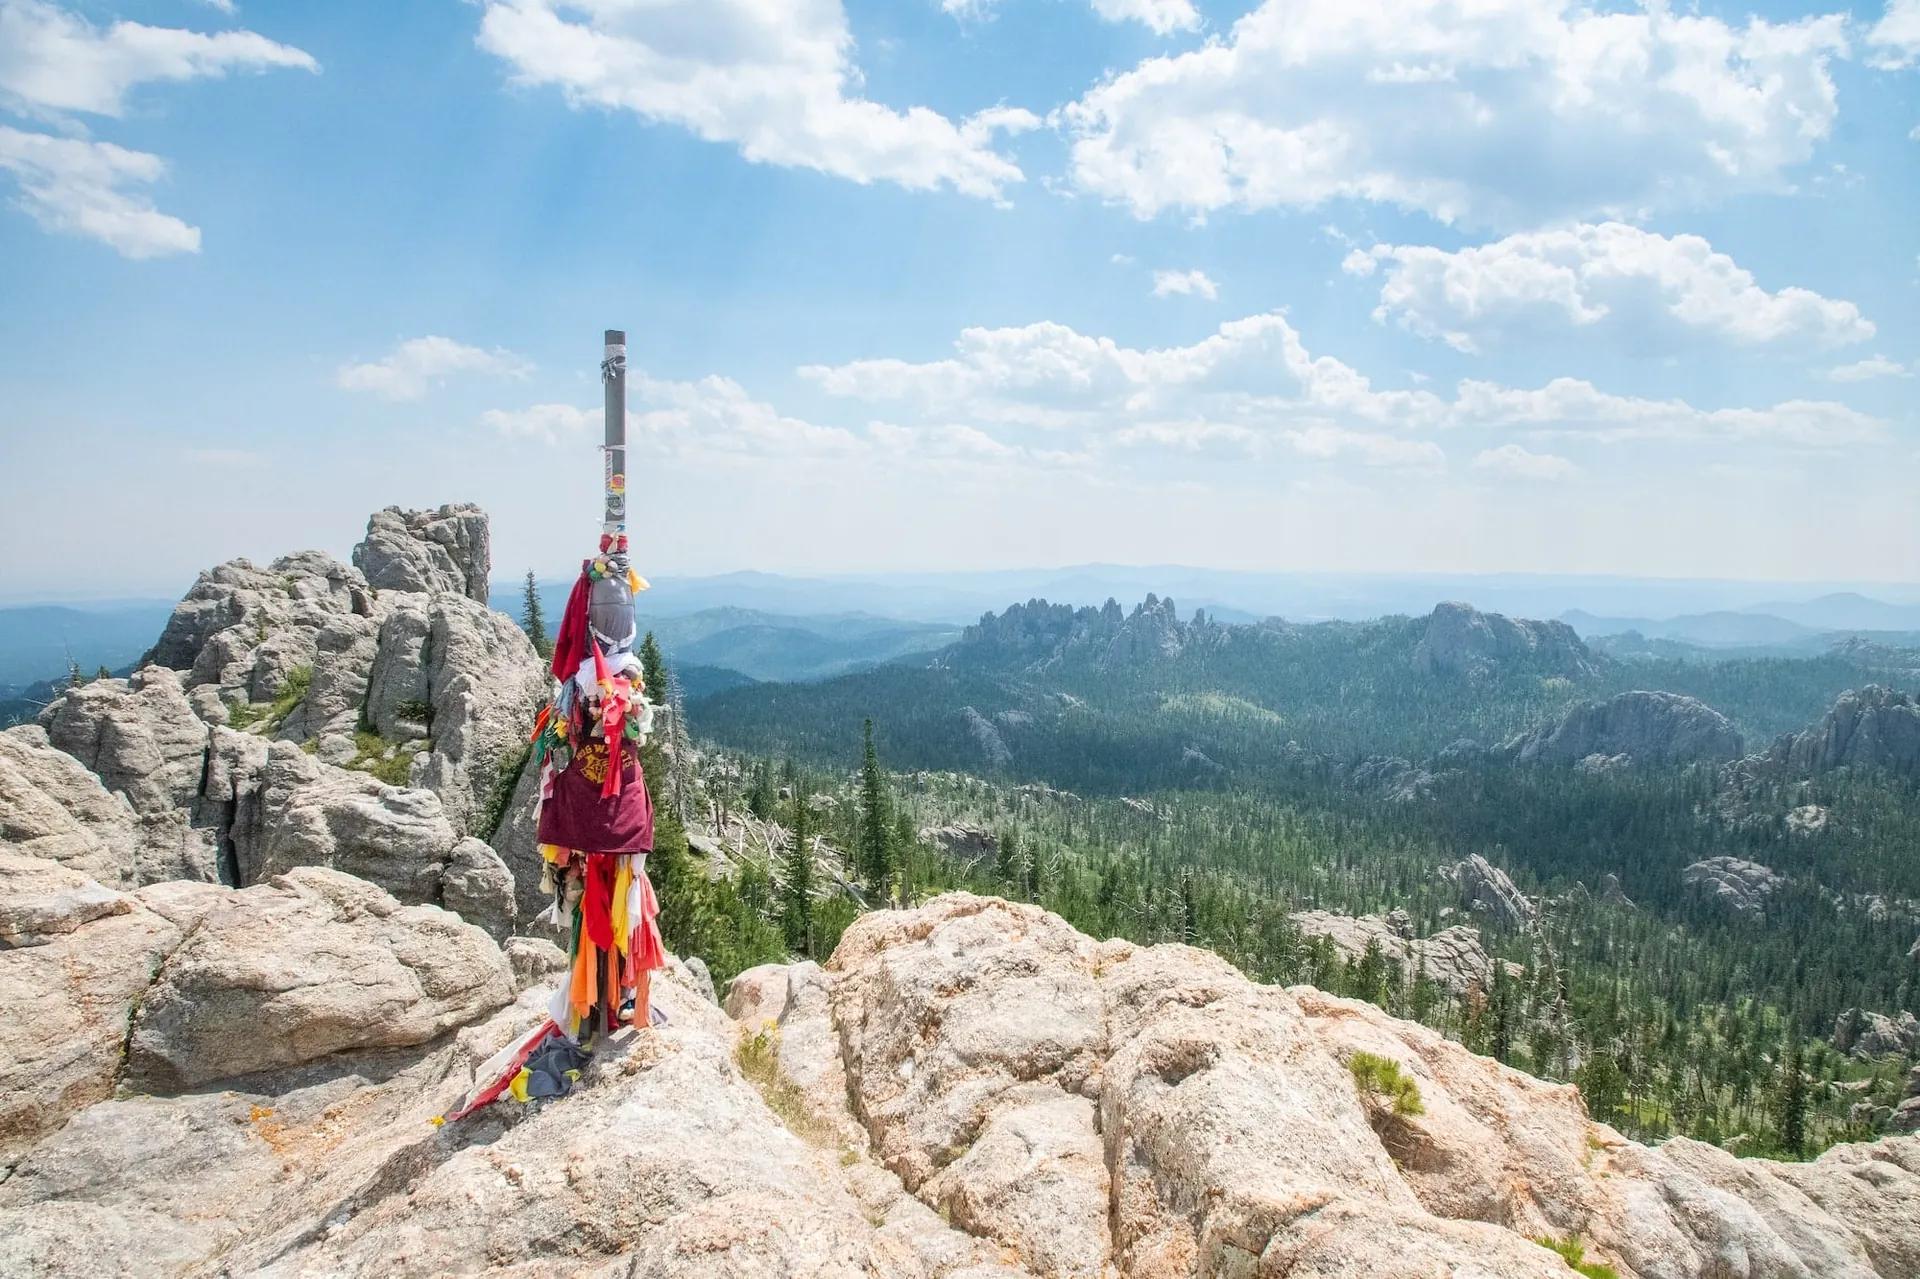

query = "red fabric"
(445, 1019), (559, 1121)
(537, 738), (654, 853)
(580, 852), (618, 952)
(623, 867), (667, 983)
(549, 567), (592, 683)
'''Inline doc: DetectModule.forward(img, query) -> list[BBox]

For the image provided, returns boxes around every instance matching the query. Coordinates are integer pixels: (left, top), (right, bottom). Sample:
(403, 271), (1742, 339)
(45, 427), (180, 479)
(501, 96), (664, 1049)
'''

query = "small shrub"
(1349, 1051), (1425, 1117)
(394, 698), (435, 729)
(268, 665), (311, 723)
(479, 742), (532, 842)
(1535, 1235), (1619, 1279)
(346, 731), (415, 785)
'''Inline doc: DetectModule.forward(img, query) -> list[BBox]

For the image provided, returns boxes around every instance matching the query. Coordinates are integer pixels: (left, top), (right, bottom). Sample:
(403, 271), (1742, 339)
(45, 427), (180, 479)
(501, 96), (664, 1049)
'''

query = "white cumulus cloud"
(805, 310), (1883, 457)
(1473, 443), (1579, 480)
(1869, 0), (1920, 66)
(338, 337), (532, 401)
(0, 0), (314, 118)
(477, 0), (1038, 200)
(1057, 0), (1849, 229)
(483, 402), (601, 442)
(1354, 223), (1873, 354)
(1091, 0), (1201, 36)
(1827, 355), (1912, 381)
(1151, 268), (1219, 299)
(0, 125), (198, 256)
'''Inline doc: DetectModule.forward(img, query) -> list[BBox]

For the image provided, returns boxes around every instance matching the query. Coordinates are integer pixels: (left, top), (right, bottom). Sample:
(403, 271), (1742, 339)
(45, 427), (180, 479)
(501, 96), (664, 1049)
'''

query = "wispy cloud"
(1473, 444), (1580, 481)
(337, 336), (532, 401)
(1151, 268), (1219, 300)
(1827, 355), (1912, 381)
(0, 126), (197, 256)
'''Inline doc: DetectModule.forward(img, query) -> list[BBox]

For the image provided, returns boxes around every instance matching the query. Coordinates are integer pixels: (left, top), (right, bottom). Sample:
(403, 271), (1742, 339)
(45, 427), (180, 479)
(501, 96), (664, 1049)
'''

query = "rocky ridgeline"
(2, 504), (547, 936)
(3, 870), (1917, 1277)
(1412, 600), (1596, 680)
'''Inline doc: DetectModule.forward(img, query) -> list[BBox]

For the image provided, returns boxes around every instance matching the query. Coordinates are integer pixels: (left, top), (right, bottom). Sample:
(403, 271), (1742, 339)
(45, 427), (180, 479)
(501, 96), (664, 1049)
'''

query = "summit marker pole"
(602, 329), (627, 567)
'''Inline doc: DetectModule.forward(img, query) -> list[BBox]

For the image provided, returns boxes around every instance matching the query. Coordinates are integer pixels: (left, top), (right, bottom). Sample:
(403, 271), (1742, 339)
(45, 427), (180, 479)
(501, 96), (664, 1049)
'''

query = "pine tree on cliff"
(640, 632), (667, 705)
(1778, 1028), (1807, 1157)
(783, 793), (815, 956)
(858, 719), (892, 899)
(519, 570), (551, 660)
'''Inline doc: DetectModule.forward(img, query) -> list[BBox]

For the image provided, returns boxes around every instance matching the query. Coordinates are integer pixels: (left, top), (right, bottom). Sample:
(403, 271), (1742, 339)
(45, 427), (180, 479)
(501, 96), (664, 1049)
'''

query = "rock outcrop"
(351, 503), (491, 603)
(1683, 856), (1782, 913)
(4, 885), (1918, 1276)
(1741, 685), (1920, 783)
(918, 821), (999, 862)
(126, 866), (515, 1092)
(1832, 1007), (1920, 1060)
(8, 504), (548, 936)
(0, 724), (138, 887)
(733, 894), (1919, 1279)
(1412, 601), (1595, 680)
(1506, 690), (1743, 767)
(1450, 853), (1537, 928)
(1292, 909), (1505, 994)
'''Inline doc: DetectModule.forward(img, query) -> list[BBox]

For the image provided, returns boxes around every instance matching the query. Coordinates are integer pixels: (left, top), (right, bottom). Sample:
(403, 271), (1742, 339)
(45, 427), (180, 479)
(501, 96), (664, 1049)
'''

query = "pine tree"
(783, 794), (815, 956)
(519, 570), (552, 660)
(858, 719), (892, 899)
(997, 828), (1021, 892)
(1779, 1029), (1807, 1157)
(640, 632), (667, 705)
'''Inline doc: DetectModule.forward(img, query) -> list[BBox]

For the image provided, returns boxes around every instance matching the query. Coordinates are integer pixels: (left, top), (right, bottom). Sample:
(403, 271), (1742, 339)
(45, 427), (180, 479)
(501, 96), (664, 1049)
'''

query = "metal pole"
(601, 329), (628, 568)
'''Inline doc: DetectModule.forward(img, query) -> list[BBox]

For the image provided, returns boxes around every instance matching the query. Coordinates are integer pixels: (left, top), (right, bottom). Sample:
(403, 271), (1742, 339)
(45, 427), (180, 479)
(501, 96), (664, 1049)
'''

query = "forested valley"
(619, 595), (1920, 1162)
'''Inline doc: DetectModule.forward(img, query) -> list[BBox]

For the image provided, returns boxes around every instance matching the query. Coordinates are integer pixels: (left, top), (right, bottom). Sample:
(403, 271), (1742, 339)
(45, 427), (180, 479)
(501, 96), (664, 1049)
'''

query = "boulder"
(1452, 853), (1536, 928)
(1683, 856), (1782, 913)
(1506, 690), (1743, 767)
(35, 667), (224, 883)
(1292, 909), (1502, 994)
(362, 589), (548, 837)
(351, 503), (491, 603)
(1832, 1007), (1920, 1059)
(0, 850), (128, 947)
(438, 835), (516, 940)
(1412, 601), (1594, 680)
(124, 866), (514, 1092)
(0, 862), (205, 1163)
(0, 724), (138, 887)
(918, 821), (998, 862)
(145, 550), (373, 705)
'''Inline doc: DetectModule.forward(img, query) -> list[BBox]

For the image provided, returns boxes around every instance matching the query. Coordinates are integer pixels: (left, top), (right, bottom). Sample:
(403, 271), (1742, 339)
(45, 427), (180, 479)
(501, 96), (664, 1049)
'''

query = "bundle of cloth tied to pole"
(443, 533), (667, 1123)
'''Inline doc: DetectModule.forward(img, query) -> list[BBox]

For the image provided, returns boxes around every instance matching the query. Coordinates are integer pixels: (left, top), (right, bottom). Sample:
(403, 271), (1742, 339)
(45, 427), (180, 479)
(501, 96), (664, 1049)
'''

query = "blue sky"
(0, 0), (1916, 600)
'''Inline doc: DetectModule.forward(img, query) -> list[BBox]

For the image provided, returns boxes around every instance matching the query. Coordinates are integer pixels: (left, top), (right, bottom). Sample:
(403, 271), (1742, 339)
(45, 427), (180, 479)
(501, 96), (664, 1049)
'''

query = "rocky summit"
(2, 883), (1916, 1277)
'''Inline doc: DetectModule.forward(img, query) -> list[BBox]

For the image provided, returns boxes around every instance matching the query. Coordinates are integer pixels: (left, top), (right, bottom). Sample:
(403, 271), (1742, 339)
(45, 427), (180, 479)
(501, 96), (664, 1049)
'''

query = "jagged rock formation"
(1832, 1008), (1920, 1060)
(1292, 909), (1506, 994)
(6, 506), (545, 939)
(1505, 690), (1743, 767)
(1738, 685), (1920, 783)
(350, 502), (491, 603)
(918, 820), (998, 861)
(1412, 601), (1595, 680)
(2, 877), (1917, 1275)
(1683, 856), (1782, 913)
(733, 894), (1920, 1279)
(1343, 754), (1435, 803)
(0, 724), (138, 887)
(1448, 853), (1537, 928)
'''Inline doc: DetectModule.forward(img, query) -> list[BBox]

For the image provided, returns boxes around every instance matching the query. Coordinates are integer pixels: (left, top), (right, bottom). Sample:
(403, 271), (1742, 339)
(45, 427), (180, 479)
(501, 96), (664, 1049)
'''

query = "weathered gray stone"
(125, 866), (514, 1092)
(0, 850), (128, 947)
(0, 725), (138, 888)
(351, 503), (491, 603)
(1832, 1007), (1920, 1059)
(439, 835), (516, 940)
(1413, 601), (1594, 680)
(363, 590), (547, 837)
(1292, 909), (1502, 994)
(1452, 852), (1536, 928)
(1684, 855), (1782, 913)
(1744, 685), (1920, 782)
(1507, 690), (1743, 766)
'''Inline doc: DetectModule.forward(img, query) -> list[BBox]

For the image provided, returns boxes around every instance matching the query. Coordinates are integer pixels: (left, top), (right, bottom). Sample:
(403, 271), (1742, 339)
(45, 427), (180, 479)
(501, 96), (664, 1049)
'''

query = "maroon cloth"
(537, 741), (655, 854)
(550, 568), (592, 683)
